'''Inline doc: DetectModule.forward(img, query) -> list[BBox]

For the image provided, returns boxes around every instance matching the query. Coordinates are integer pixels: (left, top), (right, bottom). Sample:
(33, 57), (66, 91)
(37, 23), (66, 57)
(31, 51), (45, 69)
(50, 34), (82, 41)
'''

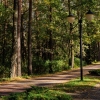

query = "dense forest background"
(0, 0), (100, 78)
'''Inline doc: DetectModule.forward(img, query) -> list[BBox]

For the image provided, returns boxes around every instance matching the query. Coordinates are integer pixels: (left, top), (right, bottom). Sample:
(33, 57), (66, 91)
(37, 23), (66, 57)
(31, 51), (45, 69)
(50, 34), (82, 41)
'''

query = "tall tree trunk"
(1, 0), (8, 65)
(97, 42), (100, 61)
(28, 0), (32, 75)
(11, 0), (22, 78)
(17, 0), (22, 76)
(34, 0), (40, 58)
(11, 0), (18, 78)
(48, 4), (53, 73)
(21, 13), (27, 62)
(68, 0), (74, 68)
(21, 1), (27, 62)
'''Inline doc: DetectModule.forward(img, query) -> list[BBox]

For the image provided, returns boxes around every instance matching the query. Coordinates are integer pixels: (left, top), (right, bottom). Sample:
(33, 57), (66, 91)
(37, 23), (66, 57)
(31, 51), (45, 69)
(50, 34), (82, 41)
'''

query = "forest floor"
(0, 64), (100, 100)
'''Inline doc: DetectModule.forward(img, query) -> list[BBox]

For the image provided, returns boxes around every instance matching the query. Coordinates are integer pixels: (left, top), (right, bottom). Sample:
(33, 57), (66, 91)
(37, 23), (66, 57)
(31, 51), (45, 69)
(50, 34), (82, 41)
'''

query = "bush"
(89, 69), (100, 76)
(74, 57), (87, 68)
(51, 60), (69, 72)
(0, 66), (10, 78)
(2, 86), (73, 100)
(33, 59), (69, 74)
(74, 58), (80, 68)
(33, 58), (50, 74)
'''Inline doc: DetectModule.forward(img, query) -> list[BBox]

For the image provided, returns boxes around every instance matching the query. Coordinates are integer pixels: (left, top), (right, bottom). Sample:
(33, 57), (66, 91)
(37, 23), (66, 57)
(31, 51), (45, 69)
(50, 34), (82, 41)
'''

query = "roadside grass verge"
(53, 76), (100, 93)
(1, 86), (72, 100)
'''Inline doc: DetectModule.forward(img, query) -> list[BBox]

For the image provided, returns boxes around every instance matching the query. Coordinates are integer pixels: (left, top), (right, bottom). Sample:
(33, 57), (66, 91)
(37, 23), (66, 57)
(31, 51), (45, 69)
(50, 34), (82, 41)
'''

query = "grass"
(0, 77), (25, 84)
(53, 77), (100, 93)
(1, 87), (73, 100)
(0, 78), (10, 82)
(92, 61), (100, 64)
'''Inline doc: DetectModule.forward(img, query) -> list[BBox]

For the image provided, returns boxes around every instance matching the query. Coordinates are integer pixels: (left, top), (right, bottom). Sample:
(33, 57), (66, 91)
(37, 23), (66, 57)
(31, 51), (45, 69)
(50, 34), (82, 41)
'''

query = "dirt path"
(0, 64), (100, 99)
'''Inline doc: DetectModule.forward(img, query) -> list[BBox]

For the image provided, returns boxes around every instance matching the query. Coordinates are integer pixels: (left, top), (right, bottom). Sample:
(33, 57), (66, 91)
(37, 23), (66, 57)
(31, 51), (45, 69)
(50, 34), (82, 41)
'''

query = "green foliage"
(33, 59), (69, 74)
(0, 4), (12, 23)
(2, 86), (73, 100)
(0, 66), (10, 78)
(0, 0), (100, 77)
(0, 78), (10, 82)
(74, 58), (80, 68)
(51, 60), (69, 72)
(33, 58), (49, 74)
(89, 69), (100, 76)
(74, 58), (87, 68)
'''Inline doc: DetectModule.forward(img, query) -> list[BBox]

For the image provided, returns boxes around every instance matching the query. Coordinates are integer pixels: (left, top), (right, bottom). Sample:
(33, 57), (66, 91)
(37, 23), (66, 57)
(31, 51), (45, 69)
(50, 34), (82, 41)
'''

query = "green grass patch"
(0, 78), (10, 82)
(53, 77), (100, 92)
(1, 86), (72, 100)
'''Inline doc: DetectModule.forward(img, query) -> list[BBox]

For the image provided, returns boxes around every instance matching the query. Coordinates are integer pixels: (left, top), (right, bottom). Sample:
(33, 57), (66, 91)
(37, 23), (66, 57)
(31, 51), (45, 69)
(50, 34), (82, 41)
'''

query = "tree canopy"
(0, 0), (100, 78)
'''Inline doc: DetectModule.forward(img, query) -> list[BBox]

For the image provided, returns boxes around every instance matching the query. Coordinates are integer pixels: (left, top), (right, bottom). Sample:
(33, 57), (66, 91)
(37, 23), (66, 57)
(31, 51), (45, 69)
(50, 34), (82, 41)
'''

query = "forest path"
(0, 64), (100, 99)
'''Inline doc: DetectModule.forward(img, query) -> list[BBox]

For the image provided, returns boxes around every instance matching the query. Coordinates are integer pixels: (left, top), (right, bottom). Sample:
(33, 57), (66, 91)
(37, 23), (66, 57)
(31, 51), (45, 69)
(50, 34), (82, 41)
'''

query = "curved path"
(0, 64), (100, 99)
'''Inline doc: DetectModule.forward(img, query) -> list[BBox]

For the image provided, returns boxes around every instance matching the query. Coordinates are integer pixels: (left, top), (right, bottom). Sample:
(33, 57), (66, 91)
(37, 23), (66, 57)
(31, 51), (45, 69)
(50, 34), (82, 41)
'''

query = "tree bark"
(17, 0), (22, 77)
(68, 0), (74, 68)
(11, 0), (18, 78)
(2, 0), (7, 65)
(28, 0), (32, 75)
(48, 5), (53, 73)
(11, 0), (22, 78)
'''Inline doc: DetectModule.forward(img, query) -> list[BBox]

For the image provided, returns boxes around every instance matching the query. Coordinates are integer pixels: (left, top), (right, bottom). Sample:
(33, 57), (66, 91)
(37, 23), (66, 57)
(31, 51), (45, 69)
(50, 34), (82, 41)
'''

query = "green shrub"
(32, 58), (50, 74)
(33, 59), (69, 74)
(2, 86), (73, 100)
(74, 58), (80, 68)
(0, 66), (10, 78)
(74, 57), (86, 68)
(89, 69), (100, 76)
(51, 60), (67, 72)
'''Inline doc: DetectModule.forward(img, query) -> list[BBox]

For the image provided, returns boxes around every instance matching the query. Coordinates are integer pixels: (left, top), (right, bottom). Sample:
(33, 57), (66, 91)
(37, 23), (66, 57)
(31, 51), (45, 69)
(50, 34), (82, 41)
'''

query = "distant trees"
(0, 0), (100, 78)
